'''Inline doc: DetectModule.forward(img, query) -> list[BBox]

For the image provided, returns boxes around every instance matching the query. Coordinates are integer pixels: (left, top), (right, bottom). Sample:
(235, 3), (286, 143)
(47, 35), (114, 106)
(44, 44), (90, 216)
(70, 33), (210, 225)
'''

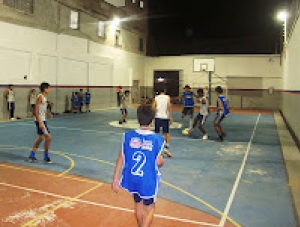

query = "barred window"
(3, 0), (34, 14)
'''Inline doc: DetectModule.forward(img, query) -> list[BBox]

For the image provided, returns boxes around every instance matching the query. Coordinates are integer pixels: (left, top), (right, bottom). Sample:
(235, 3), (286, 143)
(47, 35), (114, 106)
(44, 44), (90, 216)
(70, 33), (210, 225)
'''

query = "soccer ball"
(182, 129), (189, 136)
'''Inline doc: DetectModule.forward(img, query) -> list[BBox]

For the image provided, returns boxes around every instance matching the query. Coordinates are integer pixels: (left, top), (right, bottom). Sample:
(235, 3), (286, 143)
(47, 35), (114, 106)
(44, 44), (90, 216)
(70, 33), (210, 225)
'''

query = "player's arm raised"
(112, 149), (123, 193)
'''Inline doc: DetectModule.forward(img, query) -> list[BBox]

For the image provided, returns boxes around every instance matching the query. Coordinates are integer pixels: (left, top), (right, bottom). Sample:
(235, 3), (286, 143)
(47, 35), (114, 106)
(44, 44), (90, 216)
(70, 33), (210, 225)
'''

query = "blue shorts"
(154, 118), (170, 134)
(133, 193), (154, 206)
(35, 121), (50, 135)
(182, 107), (194, 116)
(214, 111), (225, 124)
(120, 108), (127, 115)
(196, 114), (208, 125)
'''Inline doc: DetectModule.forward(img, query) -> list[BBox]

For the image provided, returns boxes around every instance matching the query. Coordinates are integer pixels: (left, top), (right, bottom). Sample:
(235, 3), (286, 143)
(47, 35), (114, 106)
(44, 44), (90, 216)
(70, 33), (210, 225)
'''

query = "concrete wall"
(0, 0), (147, 55)
(144, 55), (282, 109)
(0, 21), (146, 120)
(282, 13), (300, 141)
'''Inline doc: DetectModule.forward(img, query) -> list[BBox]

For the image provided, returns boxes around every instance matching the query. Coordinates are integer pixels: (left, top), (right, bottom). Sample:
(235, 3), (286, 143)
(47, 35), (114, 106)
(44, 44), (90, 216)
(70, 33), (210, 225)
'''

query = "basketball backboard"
(193, 59), (215, 72)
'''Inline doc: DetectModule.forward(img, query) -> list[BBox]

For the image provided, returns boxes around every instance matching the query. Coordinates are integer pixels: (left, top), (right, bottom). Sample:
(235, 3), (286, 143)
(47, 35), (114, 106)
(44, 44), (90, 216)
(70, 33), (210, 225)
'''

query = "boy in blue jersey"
(180, 85), (195, 129)
(214, 86), (230, 142)
(85, 88), (91, 112)
(112, 105), (164, 227)
(78, 89), (84, 113)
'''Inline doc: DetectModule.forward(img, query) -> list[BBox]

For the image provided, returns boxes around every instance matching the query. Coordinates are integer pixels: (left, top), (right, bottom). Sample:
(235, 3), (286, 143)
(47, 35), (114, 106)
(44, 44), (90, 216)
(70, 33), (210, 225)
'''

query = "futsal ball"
(182, 129), (189, 136)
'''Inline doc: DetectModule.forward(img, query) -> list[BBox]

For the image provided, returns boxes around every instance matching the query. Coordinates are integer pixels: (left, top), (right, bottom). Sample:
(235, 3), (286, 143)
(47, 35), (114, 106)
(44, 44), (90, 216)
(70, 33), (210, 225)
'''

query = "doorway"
(153, 71), (179, 97)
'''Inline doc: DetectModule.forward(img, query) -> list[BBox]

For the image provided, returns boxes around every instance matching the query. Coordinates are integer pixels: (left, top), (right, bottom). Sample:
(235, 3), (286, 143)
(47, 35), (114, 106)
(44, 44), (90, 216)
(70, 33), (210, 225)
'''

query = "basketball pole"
(208, 71), (212, 105)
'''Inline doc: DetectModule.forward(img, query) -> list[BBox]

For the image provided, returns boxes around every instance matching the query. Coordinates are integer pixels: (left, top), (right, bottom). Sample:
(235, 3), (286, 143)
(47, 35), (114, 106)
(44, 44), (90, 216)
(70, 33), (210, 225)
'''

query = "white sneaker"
(202, 134), (208, 140)
(10, 118), (16, 121)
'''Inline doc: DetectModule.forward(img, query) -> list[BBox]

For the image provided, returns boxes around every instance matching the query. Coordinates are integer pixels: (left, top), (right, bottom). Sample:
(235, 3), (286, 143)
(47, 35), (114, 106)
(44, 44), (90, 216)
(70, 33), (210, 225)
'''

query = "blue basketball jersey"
(182, 91), (194, 107)
(120, 129), (164, 199)
(74, 95), (79, 107)
(217, 95), (230, 116)
(85, 92), (91, 103)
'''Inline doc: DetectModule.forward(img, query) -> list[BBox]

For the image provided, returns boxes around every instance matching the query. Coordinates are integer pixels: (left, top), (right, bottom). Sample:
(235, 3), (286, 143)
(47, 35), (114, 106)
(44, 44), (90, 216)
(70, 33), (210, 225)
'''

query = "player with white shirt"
(119, 90), (130, 124)
(152, 88), (173, 157)
(187, 88), (209, 140)
(3, 84), (16, 120)
(28, 82), (53, 163)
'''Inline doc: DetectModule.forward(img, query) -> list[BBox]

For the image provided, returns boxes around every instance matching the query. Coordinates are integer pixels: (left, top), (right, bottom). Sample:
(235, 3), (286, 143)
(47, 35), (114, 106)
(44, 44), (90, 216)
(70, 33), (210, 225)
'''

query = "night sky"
(147, 0), (290, 56)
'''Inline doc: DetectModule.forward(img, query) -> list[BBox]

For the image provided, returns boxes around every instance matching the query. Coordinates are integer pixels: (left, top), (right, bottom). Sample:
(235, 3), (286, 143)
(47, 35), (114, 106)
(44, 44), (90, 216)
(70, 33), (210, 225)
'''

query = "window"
(98, 21), (105, 38)
(139, 0), (144, 8)
(70, 10), (79, 30)
(139, 38), (144, 52)
(132, 0), (136, 3)
(3, 0), (34, 14)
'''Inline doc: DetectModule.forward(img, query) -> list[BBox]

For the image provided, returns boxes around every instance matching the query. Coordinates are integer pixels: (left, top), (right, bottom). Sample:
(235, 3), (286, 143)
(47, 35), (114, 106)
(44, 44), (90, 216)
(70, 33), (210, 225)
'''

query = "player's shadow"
(0, 151), (26, 161)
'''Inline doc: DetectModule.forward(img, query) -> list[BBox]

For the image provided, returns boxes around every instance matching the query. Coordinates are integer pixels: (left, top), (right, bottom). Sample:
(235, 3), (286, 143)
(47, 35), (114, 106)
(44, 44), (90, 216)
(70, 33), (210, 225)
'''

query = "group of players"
(179, 84), (230, 142)
(118, 84), (230, 158)
(22, 81), (229, 227)
(112, 84), (230, 227)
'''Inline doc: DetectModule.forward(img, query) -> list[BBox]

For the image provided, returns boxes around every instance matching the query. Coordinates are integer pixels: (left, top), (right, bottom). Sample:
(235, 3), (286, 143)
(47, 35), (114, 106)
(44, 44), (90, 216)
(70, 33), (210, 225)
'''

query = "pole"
(208, 71), (212, 105)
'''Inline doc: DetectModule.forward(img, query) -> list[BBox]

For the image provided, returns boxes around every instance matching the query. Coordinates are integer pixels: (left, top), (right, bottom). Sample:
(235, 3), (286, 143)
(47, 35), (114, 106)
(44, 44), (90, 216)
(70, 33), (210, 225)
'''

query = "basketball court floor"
(0, 108), (298, 227)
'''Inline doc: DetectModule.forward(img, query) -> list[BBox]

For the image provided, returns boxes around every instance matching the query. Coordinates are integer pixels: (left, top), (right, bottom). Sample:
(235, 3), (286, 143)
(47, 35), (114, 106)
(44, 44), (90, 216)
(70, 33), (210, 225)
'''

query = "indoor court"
(0, 108), (297, 227)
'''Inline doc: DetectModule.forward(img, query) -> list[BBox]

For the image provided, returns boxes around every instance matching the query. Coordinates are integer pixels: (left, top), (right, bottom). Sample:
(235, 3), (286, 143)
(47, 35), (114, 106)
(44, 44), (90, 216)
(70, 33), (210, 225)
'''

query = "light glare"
(277, 11), (288, 21)
(112, 17), (120, 26)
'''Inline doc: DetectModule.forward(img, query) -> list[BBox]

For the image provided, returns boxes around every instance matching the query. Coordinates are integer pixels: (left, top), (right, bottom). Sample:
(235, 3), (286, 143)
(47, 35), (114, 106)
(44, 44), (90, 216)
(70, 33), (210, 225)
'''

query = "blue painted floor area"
(0, 109), (297, 227)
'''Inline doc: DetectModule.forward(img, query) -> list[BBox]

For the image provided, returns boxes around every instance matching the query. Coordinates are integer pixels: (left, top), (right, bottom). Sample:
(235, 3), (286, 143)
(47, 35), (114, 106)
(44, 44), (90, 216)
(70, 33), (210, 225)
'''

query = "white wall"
(285, 21), (300, 91)
(0, 21), (146, 87)
(282, 16), (300, 141)
(145, 55), (282, 89)
(0, 21), (146, 119)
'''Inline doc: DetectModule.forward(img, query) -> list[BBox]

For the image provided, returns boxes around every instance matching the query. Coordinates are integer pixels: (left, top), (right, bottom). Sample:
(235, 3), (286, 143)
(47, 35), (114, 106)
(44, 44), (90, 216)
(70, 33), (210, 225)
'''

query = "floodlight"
(277, 11), (288, 21)
(112, 17), (120, 26)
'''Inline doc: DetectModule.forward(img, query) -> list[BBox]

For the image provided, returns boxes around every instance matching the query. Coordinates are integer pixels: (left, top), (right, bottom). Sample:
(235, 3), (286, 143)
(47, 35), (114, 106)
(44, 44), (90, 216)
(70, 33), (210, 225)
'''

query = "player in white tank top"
(29, 82), (53, 163)
(119, 90), (130, 124)
(155, 95), (170, 119)
(188, 88), (209, 140)
(152, 89), (173, 157)
(3, 84), (15, 120)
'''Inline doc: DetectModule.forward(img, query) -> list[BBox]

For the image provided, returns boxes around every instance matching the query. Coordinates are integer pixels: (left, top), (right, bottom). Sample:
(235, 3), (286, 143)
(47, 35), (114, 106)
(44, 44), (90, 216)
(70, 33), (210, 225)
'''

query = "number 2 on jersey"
(131, 151), (147, 177)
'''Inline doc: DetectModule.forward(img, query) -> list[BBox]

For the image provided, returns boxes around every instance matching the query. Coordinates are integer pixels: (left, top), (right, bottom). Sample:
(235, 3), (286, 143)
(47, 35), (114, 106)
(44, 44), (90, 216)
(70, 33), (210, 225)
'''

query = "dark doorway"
(154, 71), (179, 98)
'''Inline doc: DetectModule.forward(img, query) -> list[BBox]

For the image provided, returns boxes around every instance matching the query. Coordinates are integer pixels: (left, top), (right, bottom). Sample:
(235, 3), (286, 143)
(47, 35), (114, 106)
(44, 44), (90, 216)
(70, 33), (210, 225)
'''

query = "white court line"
(0, 182), (219, 227)
(219, 114), (261, 227)
(8, 122), (213, 142)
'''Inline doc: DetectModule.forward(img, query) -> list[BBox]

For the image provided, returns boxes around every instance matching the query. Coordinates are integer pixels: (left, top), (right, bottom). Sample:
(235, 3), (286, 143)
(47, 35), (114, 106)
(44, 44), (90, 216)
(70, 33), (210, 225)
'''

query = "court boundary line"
(219, 114), (261, 227)
(0, 182), (219, 227)
(6, 122), (232, 142)
(0, 144), (242, 226)
(20, 183), (103, 227)
(0, 146), (75, 177)
(0, 163), (99, 184)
